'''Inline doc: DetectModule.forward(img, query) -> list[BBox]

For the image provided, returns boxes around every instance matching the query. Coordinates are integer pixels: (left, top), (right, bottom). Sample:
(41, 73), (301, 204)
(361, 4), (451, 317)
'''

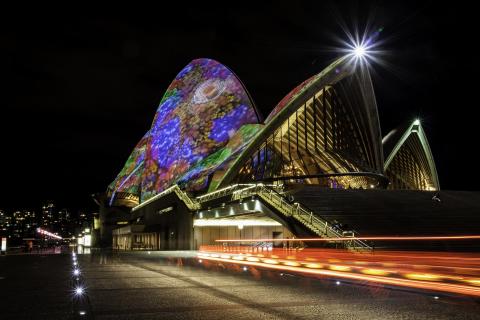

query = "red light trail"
(215, 235), (480, 242)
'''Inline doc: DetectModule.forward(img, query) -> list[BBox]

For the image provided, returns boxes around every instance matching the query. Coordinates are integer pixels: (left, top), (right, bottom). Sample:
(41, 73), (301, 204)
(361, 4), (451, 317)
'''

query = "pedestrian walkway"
(0, 254), (72, 319)
(76, 251), (480, 320)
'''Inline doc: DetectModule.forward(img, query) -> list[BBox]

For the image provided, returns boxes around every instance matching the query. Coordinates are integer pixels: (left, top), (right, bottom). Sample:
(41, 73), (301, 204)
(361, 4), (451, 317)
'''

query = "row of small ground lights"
(71, 252), (92, 318)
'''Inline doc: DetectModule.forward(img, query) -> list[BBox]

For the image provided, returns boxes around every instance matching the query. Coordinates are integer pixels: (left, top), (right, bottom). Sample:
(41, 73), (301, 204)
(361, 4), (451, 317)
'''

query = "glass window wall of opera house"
(93, 56), (478, 252)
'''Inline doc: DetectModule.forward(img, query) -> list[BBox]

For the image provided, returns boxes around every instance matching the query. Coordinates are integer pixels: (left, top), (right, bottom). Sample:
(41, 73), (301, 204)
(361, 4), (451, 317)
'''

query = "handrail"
(196, 184), (254, 203)
(132, 185), (200, 212)
(196, 183), (283, 203)
(175, 187), (201, 210)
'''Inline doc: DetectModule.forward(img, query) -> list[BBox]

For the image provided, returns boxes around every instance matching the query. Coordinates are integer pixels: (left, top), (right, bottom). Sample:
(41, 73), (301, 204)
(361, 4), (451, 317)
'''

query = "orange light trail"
(214, 235), (480, 242)
(199, 255), (480, 297)
(198, 246), (480, 297)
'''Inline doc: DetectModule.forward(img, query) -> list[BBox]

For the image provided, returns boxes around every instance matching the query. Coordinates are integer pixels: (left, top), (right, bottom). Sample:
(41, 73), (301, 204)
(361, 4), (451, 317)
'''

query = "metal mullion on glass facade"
(323, 87), (328, 151)
(287, 114), (293, 174)
(313, 94), (318, 152)
(295, 110), (299, 158)
(332, 88), (337, 151)
(271, 131), (277, 179)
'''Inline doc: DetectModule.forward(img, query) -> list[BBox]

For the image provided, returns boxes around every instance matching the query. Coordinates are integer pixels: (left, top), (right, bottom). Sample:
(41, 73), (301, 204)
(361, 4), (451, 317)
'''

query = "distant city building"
(0, 203), (93, 244)
(8, 209), (38, 239)
(57, 208), (72, 238)
(41, 201), (55, 229)
(0, 210), (10, 233)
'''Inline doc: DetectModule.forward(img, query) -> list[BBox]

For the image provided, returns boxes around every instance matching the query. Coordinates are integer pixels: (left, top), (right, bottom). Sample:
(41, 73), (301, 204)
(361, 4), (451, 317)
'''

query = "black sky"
(2, 1), (479, 211)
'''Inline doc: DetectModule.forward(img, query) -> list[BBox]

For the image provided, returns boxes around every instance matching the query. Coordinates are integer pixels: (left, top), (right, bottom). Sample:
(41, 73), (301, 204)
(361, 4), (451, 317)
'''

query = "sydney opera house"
(94, 56), (478, 251)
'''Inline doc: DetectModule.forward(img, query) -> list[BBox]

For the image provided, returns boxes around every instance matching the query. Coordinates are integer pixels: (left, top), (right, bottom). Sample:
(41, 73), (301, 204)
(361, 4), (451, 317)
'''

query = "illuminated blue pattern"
(210, 104), (255, 143)
(138, 59), (260, 200)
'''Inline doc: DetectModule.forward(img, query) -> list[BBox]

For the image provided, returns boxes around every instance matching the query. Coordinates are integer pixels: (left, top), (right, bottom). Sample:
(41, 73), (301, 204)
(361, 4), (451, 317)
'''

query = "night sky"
(2, 1), (479, 211)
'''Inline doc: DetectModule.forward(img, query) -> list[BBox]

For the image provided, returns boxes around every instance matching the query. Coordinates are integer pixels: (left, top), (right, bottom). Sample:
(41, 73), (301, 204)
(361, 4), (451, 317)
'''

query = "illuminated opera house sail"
(382, 120), (440, 191)
(107, 57), (439, 208)
(107, 59), (261, 207)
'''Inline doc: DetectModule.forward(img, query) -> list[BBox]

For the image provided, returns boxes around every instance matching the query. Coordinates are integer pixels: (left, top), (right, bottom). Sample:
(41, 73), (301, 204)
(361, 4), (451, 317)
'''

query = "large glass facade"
(217, 58), (385, 190)
(384, 121), (439, 190)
